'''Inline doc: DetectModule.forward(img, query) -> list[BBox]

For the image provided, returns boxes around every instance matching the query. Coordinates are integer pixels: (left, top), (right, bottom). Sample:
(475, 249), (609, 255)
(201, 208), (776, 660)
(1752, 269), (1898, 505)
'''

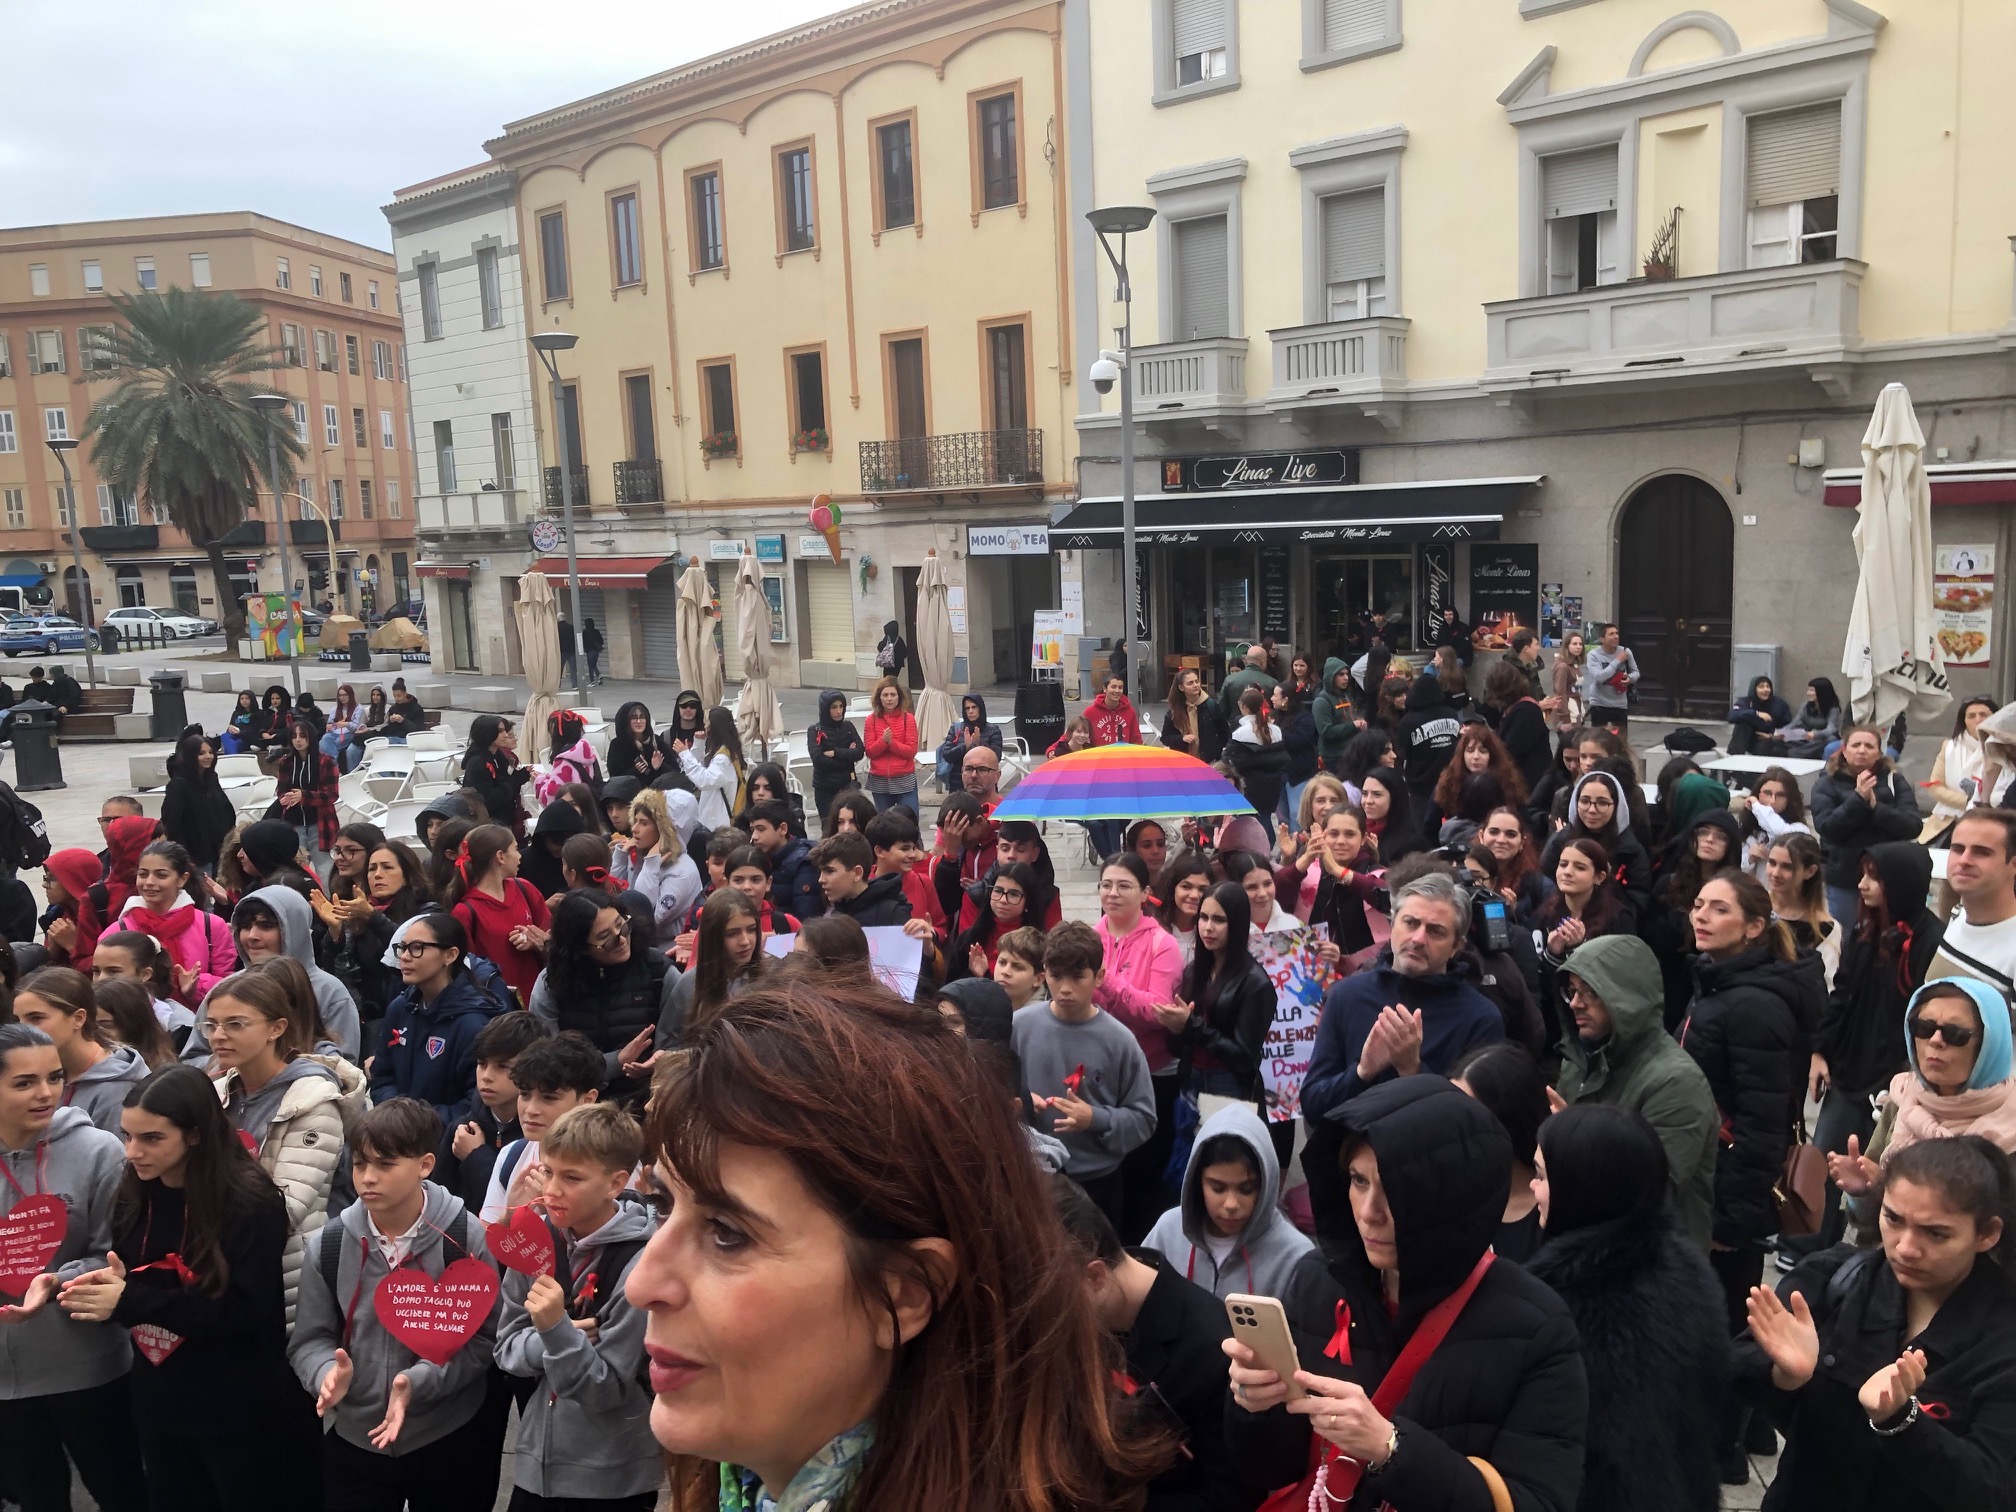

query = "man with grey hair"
(1217, 644), (1280, 726)
(1299, 870), (1504, 1119)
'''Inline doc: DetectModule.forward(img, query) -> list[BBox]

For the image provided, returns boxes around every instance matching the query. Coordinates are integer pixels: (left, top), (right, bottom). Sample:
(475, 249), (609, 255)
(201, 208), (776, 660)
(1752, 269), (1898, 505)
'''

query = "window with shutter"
(1747, 104), (1841, 208)
(1321, 189), (1386, 319)
(1170, 0), (1228, 85)
(1323, 0), (1388, 52)
(1542, 147), (1618, 220)
(1541, 146), (1619, 293)
(641, 589), (681, 679)
(1172, 215), (1231, 340)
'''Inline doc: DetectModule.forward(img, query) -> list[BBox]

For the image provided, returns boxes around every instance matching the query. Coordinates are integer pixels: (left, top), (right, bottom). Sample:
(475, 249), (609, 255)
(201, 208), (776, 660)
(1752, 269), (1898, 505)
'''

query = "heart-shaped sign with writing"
(374, 1258), (498, 1366)
(0, 1195), (68, 1297)
(130, 1323), (185, 1367)
(484, 1205), (555, 1278)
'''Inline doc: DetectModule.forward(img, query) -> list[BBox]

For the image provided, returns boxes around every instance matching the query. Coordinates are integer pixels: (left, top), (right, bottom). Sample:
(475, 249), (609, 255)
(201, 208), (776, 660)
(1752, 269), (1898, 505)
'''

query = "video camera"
(1441, 853), (1512, 955)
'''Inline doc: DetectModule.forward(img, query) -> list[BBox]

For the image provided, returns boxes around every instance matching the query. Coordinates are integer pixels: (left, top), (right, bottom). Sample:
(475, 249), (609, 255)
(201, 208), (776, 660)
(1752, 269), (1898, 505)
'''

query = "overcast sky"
(2, 0), (845, 249)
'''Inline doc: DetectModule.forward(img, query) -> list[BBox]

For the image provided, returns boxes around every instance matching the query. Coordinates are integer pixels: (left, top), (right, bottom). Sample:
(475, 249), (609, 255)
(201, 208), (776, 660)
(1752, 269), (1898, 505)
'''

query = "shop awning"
(530, 555), (669, 588)
(0, 573), (44, 590)
(1823, 462), (2016, 508)
(1051, 476), (1541, 548)
(415, 561), (470, 580)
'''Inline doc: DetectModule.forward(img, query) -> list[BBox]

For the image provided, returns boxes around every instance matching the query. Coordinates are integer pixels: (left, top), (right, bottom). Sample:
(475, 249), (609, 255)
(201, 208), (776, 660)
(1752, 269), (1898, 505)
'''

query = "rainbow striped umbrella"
(991, 743), (1254, 821)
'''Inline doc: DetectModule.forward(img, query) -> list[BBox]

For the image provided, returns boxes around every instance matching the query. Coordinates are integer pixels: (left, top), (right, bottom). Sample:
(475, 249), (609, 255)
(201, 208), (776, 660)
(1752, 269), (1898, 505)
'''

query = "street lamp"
(43, 438), (98, 689)
(249, 392), (303, 697)
(530, 331), (585, 693)
(1088, 204), (1156, 708)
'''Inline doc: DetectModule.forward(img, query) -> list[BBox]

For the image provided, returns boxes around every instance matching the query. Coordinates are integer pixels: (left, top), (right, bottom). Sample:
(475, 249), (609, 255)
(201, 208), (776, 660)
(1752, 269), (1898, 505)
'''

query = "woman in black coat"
(160, 731), (238, 874)
(1809, 724), (1922, 926)
(460, 714), (531, 837)
(1168, 881), (1275, 1104)
(1528, 1105), (1728, 1512)
(1725, 675), (1796, 756)
(1225, 1077), (1587, 1512)
(1539, 770), (1655, 922)
(606, 701), (671, 784)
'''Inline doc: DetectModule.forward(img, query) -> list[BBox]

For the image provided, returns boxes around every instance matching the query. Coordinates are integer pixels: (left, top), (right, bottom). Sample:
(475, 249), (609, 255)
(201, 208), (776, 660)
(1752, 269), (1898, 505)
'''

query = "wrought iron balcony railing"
(613, 458), (664, 505)
(858, 428), (1043, 493)
(543, 466), (592, 509)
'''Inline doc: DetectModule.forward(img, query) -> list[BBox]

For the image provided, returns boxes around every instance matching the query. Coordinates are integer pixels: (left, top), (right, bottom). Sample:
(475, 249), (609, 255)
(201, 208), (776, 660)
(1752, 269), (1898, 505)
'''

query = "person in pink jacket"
(120, 840), (237, 1007)
(1092, 851), (1187, 1239)
(863, 675), (922, 815)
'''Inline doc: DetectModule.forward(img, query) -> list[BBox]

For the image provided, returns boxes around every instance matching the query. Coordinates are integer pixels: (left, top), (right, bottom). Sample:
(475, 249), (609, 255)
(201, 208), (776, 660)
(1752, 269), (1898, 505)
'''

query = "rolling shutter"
(1170, 0), (1223, 57)
(1542, 146), (1618, 219)
(1324, 0), (1386, 50)
(803, 563), (854, 664)
(1172, 215), (1230, 340)
(640, 588), (680, 680)
(569, 588), (606, 643)
(1322, 189), (1385, 284)
(1747, 103), (1841, 207)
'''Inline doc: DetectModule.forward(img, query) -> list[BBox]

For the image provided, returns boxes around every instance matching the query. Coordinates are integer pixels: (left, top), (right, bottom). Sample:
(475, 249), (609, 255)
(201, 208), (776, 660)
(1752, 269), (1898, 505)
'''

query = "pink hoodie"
(1094, 913), (1185, 1072)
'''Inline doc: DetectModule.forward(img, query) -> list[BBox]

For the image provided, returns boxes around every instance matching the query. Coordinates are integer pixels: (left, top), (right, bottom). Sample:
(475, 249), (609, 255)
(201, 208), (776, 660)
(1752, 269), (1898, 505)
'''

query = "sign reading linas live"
(1468, 544), (1539, 650)
(1161, 449), (1359, 492)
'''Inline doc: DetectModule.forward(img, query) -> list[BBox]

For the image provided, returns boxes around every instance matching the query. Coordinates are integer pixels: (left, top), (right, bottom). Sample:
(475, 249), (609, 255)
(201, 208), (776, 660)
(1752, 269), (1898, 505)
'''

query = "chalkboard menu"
(1258, 547), (1292, 639)
(1468, 544), (1539, 650)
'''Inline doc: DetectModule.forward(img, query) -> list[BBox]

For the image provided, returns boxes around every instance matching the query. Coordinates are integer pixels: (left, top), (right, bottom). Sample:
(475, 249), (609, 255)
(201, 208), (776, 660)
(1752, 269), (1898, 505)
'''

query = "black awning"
(1051, 476), (1540, 548)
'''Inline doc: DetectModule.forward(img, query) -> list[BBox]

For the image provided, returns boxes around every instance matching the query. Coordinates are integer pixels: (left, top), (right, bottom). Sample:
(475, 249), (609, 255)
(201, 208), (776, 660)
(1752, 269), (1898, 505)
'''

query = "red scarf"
(127, 904), (197, 941)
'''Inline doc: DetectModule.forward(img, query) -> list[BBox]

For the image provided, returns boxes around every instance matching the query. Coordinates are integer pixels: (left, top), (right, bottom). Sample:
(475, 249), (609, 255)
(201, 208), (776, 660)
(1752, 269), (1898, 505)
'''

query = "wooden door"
(1617, 475), (1734, 718)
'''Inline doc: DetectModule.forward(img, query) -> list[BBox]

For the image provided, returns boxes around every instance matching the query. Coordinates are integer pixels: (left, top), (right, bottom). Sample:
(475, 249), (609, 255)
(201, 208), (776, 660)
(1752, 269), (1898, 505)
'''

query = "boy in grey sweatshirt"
(1142, 1102), (1315, 1301)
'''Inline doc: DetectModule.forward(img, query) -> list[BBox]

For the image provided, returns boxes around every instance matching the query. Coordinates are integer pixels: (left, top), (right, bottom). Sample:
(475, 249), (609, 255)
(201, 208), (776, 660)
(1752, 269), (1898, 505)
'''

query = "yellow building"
(403, 0), (1072, 689)
(0, 214), (417, 626)
(1061, 0), (2016, 711)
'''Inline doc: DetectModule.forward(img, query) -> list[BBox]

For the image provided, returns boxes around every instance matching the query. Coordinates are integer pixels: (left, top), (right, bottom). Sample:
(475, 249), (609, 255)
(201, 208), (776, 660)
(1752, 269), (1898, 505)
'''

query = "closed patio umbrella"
(513, 570), (560, 766)
(1842, 382), (1950, 729)
(676, 559), (723, 712)
(732, 553), (783, 758)
(913, 550), (957, 768)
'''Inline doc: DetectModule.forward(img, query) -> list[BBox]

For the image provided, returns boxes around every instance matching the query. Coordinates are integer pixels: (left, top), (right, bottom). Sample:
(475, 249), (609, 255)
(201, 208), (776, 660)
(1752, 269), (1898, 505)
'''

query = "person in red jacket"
(42, 847), (113, 971)
(1086, 674), (1143, 746)
(862, 675), (922, 816)
(445, 822), (551, 1006)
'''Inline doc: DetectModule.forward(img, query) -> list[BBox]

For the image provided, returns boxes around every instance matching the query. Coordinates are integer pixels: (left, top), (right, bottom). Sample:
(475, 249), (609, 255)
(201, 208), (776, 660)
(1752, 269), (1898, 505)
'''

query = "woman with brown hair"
(629, 973), (1173, 1512)
(1431, 724), (1530, 824)
(1433, 643), (1471, 711)
(1810, 723), (1921, 926)
(1159, 667), (1229, 765)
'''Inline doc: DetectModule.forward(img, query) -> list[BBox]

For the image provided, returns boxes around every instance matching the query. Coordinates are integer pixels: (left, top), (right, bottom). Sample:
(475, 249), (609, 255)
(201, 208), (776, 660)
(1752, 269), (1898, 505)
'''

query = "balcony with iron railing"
(543, 466), (592, 509)
(858, 429), (1043, 494)
(613, 458), (664, 506)
(415, 489), (534, 534)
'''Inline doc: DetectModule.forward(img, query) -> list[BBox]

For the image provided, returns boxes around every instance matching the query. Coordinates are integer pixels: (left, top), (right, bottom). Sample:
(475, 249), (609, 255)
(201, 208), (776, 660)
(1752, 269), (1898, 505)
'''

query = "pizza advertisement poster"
(1934, 545), (1995, 668)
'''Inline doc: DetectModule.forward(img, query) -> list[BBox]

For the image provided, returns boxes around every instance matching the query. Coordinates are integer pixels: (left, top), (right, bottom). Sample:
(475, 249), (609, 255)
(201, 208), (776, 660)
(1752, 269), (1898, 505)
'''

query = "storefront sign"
(754, 534), (785, 563)
(1468, 544), (1539, 649)
(1420, 545), (1455, 628)
(707, 539), (747, 561)
(1059, 579), (1085, 633)
(798, 534), (836, 559)
(1258, 547), (1292, 640)
(1935, 545), (1995, 667)
(967, 524), (1050, 556)
(1162, 450), (1359, 492)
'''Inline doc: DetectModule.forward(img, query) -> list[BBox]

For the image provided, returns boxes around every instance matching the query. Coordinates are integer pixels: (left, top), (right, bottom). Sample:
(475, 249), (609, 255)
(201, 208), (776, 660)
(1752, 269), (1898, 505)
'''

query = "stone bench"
(371, 652), (403, 673)
(407, 680), (451, 707)
(467, 686), (519, 713)
(191, 668), (240, 693)
(304, 672), (344, 699)
(109, 665), (144, 687)
(127, 753), (170, 789)
(113, 713), (153, 740)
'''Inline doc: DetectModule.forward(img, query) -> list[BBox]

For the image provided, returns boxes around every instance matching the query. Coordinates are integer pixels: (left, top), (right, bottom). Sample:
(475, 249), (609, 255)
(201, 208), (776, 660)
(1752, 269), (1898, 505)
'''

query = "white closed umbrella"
(731, 554), (784, 757)
(1842, 382), (1950, 729)
(513, 571), (560, 767)
(913, 550), (957, 765)
(676, 560), (723, 712)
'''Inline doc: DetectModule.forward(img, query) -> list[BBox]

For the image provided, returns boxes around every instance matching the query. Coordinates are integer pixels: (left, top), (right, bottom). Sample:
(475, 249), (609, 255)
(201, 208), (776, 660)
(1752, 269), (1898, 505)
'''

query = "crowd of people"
(2, 623), (2015, 1512)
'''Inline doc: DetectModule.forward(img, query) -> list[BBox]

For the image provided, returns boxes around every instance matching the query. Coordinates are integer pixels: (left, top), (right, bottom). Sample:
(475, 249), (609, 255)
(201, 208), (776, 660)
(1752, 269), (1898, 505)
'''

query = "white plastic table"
(1703, 755), (1827, 784)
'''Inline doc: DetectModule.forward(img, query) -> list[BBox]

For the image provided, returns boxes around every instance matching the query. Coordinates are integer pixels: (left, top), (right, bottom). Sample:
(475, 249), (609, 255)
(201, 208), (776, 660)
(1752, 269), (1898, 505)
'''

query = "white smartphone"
(1225, 1293), (1306, 1400)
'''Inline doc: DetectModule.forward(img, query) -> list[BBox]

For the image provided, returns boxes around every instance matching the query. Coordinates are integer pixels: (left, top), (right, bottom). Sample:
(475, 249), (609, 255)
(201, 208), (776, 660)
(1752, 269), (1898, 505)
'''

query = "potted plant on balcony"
(1642, 208), (1679, 281)
(792, 426), (829, 454)
(700, 430), (739, 460)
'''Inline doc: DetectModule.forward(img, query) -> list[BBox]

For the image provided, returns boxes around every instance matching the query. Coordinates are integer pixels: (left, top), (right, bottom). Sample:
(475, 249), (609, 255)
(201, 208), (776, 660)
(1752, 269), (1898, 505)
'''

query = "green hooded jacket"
(1314, 657), (1357, 769)
(1554, 934), (1718, 1250)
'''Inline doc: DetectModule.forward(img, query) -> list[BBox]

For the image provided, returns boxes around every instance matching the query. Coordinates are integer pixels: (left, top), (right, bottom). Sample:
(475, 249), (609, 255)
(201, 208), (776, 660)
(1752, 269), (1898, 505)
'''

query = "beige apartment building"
(0, 213), (418, 626)
(398, 0), (1070, 688)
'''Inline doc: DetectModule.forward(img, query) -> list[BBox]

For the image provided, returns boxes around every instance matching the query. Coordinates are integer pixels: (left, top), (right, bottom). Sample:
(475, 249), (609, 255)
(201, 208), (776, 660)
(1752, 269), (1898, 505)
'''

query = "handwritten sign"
(1256, 927), (1333, 1124)
(374, 1257), (498, 1366)
(765, 925), (924, 1000)
(484, 1206), (556, 1278)
(0, 1195), (68, 1296)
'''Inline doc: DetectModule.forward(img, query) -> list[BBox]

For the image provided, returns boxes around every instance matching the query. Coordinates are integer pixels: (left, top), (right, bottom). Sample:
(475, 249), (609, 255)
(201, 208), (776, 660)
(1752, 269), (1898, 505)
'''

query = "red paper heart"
(484, 1206), (555, 1278)
(130, 1323), (184, 1366)
(0, 1195), (68, 1297)
(374, 1257), (497, 1366)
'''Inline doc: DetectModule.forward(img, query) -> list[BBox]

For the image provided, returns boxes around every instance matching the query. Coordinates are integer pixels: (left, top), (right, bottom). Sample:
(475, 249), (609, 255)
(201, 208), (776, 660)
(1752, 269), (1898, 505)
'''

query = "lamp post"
(1088, 205), (1156, 708)
(249, 393), (303, 697)
(43, 438), (99, 689)
(530, 331), (585, 693)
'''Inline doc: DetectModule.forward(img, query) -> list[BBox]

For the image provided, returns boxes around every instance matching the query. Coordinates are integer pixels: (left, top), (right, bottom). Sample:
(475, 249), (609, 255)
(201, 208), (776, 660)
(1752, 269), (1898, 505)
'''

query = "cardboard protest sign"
(765, 926), (923, 999)
(484, 1206), (556, 1278)
(1255, 926), (1332, 1124)
(0, 1195), (68, 1296)
(374, 1258), (497, 1365)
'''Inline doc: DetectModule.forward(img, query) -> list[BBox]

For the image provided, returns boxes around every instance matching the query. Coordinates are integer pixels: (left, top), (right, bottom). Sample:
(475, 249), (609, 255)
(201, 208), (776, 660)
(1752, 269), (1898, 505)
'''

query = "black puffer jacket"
(1820, 841), (1942, 1098)
(1226, 724), (1291, 820)
(1227, 1078), (1586, 1511)
(1525, 1211), (1727, 1512)
(1679, 946), (1820, 1249)
(1741, 1244), (2016, 1512)
(1809, 763), (1921, 889)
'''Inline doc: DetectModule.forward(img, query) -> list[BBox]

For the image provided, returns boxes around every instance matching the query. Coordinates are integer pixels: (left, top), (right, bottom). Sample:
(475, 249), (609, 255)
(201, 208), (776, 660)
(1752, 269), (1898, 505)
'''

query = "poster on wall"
(1934, 545), (1996, 668)
(1540, 583), (1565, 647)
(1468, 545), (1539, 650)
(1562, 596), (1584, 638)
(245, 594), (303, 658)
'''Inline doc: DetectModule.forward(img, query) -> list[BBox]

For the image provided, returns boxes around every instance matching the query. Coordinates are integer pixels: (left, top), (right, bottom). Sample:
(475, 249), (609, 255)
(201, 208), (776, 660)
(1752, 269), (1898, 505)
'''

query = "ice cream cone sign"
(809, 494), (844, 565)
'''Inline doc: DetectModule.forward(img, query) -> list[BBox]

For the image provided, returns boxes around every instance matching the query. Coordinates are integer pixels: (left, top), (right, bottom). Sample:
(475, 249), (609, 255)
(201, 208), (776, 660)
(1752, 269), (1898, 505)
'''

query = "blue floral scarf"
(718, 1422), (873, 1512)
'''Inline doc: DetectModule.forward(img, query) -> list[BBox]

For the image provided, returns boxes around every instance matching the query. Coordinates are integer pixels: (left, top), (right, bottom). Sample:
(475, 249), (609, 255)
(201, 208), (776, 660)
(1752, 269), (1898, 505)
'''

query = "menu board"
(1468, 544), (1539, 649)
(1258, 547), (1292, 640)
(1935, 545), (1995, 667)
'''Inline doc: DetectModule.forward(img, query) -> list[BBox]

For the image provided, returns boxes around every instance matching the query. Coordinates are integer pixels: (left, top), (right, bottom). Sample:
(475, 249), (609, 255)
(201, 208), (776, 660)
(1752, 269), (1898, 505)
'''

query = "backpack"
(548, 1222), (648, 1317)
(0, 780), (52, 870)
(319, 1207), (472, 1324)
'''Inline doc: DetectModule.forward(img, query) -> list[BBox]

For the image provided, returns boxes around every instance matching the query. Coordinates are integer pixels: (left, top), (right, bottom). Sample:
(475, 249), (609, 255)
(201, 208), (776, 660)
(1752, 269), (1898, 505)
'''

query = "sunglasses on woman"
(1909, 1016), (1975, 1048)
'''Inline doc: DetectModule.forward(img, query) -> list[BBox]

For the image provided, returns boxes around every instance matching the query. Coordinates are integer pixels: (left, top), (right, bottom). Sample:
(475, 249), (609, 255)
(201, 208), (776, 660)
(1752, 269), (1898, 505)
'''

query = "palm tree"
(82, 287), (304, 640)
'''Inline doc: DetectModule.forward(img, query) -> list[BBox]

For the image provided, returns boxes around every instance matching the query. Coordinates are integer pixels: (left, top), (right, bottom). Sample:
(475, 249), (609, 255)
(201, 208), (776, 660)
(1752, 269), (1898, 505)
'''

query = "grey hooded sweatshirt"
(182, 885), (362, 1065)
(65, 1041), (148, 1136)
(0, 1107), (131, 1399)
(1141, 1102), (1314, 1301)
(289, 1180), (497, 1455)
(495, 1202), (661, 1498)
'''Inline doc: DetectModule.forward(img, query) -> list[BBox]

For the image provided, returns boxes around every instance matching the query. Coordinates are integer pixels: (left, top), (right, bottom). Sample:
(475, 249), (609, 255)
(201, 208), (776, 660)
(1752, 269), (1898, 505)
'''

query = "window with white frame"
(345, 334), (360, 375)
(44, 407), (69, 442)
(611, 193), (645, 283)
(280, 323), (305, 367)
(373, 340), (392, 380)
(477, 246), (503, 328)
(276, 256), (291, 290)
(1304, 0), (1401, 67)
(1541, 145), (1620, 292)
(492, 413), (516, 488)
(330, 479), (345, 520)
(80, 325), (117, 372)
(324, 405), (340, 447)
(0, 412), (14, 454)
(32, 330), (64, 373)
(2, 490), (23, 529)
(0, 334), (10, 377)
(97, 483), (139, 527)
(54, 485), (74, 527)
(310, 266), (324, 297)
(135, 257), (156, 291)
(297, 481), (315, 520)
(418, 262), (443, 341)
(359, 480), (373, 518)
(314, 330), (338, 372)
(81, 260), (103, 292)
(291, 400), (308, 444)
(1321, 188), (1387, 318)
(386, 480), (402, 519)
(190, 254), (211, 288)
(1170, 215), (1232, 340)
(339, 271), (353, 303)
(368, 279), (380, 309)
(380, 410), (395, 449)
(1745, 102), (1841, 268)
(1169, 0), (1231, 87)
(434, 420), (457, 493)
(29, 264), (49, 297)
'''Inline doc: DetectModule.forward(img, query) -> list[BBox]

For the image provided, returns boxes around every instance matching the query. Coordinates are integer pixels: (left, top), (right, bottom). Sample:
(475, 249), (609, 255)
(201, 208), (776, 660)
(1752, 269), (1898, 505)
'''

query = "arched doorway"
(1616, 475), (1734, 718)
(62, 566), (90, 625)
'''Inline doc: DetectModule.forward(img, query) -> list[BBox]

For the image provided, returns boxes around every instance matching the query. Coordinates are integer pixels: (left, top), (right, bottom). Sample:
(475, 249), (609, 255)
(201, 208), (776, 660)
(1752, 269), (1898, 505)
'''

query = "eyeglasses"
(391, 941), (444, 960)
(206, 1018), (263, 1036)
(1909, 1017), (1976, 1048)
(588, 930), (626, 952)
(990, 886), (1025, 903)
(330, 846), (366, 860)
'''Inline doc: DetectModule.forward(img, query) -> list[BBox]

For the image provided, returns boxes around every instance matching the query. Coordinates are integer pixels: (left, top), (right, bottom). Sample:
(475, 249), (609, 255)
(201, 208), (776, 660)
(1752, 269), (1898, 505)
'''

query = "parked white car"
(101, 606), (217, 639)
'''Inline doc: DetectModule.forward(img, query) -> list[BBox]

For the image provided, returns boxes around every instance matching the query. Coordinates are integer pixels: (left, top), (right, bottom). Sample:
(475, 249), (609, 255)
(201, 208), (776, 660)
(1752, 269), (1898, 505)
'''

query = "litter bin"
(349, 630), (371, 672)
(147, 670), (189, 742)
(97, 622), (120, 655)
(8, 699), (62, 792)
(1014, 679), (1066, 757)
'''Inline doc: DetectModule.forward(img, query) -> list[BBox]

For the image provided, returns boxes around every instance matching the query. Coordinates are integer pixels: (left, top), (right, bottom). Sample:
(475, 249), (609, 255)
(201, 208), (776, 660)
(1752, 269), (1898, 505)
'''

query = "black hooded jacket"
(669, 690), (705, 742)
(521, 800), (585, 900)
(1395, 674), (1463, 802)
(1679, 945), (1822, 1248)
(607, 702), (670, 783)
(829, 871), (913, 929)
(807, 689), (865, 801)
(1227, 1079), (1586, 1510)
(1820, 841), (1943, 1097)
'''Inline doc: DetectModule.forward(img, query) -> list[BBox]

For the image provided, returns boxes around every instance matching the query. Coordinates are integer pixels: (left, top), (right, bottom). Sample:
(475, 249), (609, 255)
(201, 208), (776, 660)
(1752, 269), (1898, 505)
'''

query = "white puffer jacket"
(218, 1053), (368, 1328)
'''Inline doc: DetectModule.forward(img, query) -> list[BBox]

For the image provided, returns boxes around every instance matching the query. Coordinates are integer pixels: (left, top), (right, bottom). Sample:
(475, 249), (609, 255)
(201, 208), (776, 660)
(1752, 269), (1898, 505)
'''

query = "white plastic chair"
(400, 729), (450, 753)
(216, 754), (263, 783)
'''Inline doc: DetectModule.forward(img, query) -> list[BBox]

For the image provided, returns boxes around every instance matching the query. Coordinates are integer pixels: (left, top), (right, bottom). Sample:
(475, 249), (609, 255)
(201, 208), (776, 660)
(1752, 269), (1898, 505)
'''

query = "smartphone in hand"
(1226, 1293), (1307, 1400)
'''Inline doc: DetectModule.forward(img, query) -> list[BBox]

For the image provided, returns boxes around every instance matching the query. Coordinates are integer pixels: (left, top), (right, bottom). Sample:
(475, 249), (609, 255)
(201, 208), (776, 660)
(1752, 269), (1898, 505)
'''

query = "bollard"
(147, 670), (189, 742)
(349, 630), (371, 672)
(8, 699), (63, 791)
